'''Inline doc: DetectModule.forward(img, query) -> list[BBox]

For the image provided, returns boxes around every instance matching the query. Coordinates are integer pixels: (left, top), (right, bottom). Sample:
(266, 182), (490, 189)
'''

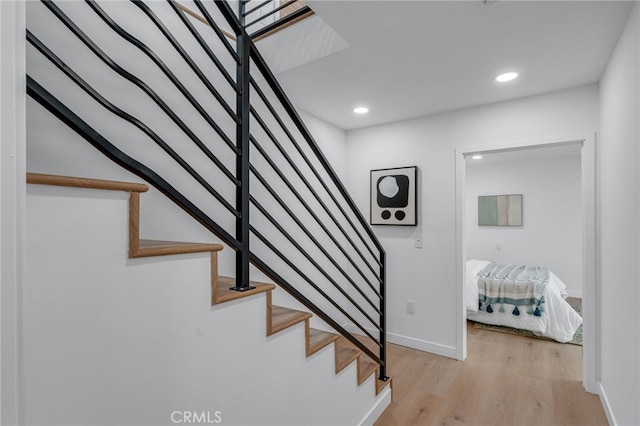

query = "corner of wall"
(1, 1), (27, 424)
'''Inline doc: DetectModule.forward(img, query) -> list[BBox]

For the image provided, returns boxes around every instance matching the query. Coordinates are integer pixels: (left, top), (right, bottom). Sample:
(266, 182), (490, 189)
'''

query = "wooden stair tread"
(27, 172), (148, 193)
(376, 375), (393, 396)
(335, 342), (361, 374)
(131, 239), (223, 258)
(358, 357), (378, 385)
(213, 276), (276, 305)
(268, 305), (312, 336)
(306, 327), (340, 357)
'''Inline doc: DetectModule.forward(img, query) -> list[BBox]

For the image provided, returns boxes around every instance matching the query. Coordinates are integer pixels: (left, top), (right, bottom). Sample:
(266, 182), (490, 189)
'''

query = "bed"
(466, 259), (582, 343)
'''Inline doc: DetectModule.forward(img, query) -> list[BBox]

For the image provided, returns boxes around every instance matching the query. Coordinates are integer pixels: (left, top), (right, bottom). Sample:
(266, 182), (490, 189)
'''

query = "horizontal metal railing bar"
(168, 1), (239, 94)
(249, 162), (382, 316)
(248, 90), (383, 282)
(27, 30), (240, 218)
(128, 1), (240, 129)
(249, 5), (312, 41)
(194, 0), (241, 59)
(210, 0), (244, 38)
(175, 3), (237, 41)
(249, 225), (383, 349)
(249, 132), (382, 302)
(242, 0), (271, 17)
(246, 45), (386, 256)
(40, 2), (239, 185)
(249, 193), (382, 329)
(244, 0), (298, 29)
(27, 75), (241, 252)
(88, 0), (239, 155)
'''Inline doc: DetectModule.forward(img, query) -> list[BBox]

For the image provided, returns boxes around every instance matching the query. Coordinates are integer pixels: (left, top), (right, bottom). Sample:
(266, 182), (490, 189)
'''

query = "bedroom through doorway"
(455, 136), (598, 392)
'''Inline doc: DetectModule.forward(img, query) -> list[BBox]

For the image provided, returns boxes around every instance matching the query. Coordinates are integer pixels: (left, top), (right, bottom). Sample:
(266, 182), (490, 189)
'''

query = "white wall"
(346, 85), (598, 357)
(465, 152), (583, 297)
(300, 110), (347, 180)
(598, 3), (640, 425)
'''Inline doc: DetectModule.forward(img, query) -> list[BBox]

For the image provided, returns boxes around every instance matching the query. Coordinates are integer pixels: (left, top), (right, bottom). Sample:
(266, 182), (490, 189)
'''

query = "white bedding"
(466, 259), (582, 343)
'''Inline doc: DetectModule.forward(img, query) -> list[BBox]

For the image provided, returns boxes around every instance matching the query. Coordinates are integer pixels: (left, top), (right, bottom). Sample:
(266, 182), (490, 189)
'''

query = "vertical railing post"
(379, 250), (388, 381)
(230, 0), (254, 292)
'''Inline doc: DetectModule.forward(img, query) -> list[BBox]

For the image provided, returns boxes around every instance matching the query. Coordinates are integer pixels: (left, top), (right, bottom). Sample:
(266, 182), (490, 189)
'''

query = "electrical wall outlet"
(414, 236), (423, 249)
(406, 300), (415, 314)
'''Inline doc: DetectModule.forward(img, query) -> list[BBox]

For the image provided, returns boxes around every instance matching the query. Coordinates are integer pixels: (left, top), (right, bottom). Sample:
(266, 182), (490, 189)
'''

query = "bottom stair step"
(376, 376), (393, 397)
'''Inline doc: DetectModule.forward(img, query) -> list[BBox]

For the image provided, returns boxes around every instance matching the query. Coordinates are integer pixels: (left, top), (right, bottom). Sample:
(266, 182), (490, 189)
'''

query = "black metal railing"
(241, 0), (312, 39)
(26, 0), (387, 379)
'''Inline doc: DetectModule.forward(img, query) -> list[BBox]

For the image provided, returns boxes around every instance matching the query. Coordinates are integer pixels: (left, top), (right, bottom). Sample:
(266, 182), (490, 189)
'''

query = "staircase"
(25, 172), (391, 425)
(25, 0), (390, 423)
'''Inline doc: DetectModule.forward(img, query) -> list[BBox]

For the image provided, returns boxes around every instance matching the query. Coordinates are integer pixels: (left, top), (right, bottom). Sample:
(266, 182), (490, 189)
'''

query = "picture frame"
(478, 194), (523, 226)
(370, 166), (418, 226)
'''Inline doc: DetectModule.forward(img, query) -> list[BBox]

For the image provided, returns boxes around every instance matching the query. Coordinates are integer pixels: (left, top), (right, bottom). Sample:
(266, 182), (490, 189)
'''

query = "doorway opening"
(454, 136), (598, 393)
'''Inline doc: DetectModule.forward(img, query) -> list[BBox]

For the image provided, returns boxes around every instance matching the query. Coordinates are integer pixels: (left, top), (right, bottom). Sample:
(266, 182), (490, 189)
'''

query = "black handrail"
(27, 0), (387, 380)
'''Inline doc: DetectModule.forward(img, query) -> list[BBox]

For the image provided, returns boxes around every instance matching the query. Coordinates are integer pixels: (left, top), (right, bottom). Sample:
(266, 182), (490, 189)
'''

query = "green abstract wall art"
(478, 194), (523, 226)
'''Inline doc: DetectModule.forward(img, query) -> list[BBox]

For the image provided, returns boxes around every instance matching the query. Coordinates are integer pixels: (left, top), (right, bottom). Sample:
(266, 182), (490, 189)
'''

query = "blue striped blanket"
(477, 263), (549, 316)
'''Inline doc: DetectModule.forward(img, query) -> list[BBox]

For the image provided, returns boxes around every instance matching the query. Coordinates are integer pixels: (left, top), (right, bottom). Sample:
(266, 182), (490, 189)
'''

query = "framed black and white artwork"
(370, 166), (418, 226)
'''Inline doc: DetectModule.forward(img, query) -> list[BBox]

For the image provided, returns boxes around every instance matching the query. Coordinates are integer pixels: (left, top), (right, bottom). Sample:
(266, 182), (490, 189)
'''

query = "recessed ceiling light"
(495, 72), (519, 82)
(353, 107), (369, 114)
(471, 155), (483, 160)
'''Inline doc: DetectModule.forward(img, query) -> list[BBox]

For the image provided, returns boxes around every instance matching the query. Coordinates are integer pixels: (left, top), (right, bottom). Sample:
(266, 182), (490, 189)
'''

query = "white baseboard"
(566, 290), (583, 298)
(358, 388), (392, 426)
(386, 332), (459, 359)
(343, 323), (459, 360)
(598, 382), (618, 426)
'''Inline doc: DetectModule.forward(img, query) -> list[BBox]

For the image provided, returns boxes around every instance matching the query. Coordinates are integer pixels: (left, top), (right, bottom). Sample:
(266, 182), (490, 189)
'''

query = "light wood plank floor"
(375, 321), (607, 426)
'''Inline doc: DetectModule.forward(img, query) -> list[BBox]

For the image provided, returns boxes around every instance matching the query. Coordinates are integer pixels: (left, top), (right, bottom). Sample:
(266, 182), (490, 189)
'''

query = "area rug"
(472, 306), (583, 346)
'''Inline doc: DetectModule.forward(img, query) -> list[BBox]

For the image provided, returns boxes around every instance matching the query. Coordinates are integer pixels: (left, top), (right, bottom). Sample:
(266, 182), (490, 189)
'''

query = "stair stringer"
(24, 179), (389, 426)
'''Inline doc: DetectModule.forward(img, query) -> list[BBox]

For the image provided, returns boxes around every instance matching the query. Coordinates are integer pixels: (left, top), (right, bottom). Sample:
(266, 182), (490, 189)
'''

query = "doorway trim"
(454, 133), (598, 393)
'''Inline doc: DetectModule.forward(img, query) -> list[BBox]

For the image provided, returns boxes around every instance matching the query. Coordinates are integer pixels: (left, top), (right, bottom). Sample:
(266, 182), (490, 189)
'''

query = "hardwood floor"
(375, 322), (607, 426)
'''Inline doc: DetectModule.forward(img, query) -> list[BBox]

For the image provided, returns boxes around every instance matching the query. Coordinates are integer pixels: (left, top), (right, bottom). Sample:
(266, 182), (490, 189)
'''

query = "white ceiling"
(264, 0), (634, 130)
